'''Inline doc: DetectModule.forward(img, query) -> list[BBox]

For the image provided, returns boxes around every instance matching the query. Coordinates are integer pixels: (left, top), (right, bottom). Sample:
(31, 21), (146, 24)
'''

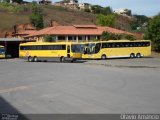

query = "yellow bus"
(0, 45), (5, 58)
(19, 42), (82, 62)
(81, 40), (151, 59)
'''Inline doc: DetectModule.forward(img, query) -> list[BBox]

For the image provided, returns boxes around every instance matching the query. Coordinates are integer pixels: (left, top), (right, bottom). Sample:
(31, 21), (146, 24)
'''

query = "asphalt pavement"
(0, 56), (160, 114)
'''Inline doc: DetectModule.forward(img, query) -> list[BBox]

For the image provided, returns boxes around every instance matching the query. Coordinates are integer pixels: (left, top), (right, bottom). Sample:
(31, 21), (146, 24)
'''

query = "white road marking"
(0, 85), (32, 94)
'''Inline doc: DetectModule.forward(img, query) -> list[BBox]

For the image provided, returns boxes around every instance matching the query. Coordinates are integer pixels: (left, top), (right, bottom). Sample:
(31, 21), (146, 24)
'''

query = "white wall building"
(78, 3), (91, 10)
(68, 0), (78, 5)
(114, 8), (132, 16)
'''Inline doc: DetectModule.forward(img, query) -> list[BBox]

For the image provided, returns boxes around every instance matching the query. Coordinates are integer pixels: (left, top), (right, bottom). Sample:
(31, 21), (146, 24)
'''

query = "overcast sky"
(52, 0), (160, 17)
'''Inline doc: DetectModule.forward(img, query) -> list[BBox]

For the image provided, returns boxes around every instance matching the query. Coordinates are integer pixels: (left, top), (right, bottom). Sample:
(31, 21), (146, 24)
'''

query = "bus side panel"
(0, 55), (5, 58)
(19, 50), (67, 58)
(92, 46), (151, 59)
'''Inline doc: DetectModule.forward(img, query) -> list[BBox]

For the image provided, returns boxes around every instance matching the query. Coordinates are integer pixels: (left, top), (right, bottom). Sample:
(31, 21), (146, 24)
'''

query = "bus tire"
(101, 54), (106, 60)
(28, 56), (33, 62)
(60, 56), (65, 62)
(136, 53), (141, 58)
(33, 56), (38, 62)
(130, 53), (135, 58)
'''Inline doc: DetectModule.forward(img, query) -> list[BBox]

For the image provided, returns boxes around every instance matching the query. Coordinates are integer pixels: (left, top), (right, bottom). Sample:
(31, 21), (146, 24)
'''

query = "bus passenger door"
(67, 45), (70, 58)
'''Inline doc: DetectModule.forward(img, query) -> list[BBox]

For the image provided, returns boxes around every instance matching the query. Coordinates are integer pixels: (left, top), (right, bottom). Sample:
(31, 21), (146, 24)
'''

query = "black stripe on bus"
(20, 45), (66, 50)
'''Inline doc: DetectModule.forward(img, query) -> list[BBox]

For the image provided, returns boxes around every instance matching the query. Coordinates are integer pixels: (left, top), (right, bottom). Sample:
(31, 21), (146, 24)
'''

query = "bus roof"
(20, 41), (80, 46)
(101, 40), (151, 42)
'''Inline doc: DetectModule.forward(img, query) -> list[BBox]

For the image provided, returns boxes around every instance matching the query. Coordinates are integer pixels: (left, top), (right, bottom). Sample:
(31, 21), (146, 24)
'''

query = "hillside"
(0, 3), (96, 32)
(0, 3), (149, 39)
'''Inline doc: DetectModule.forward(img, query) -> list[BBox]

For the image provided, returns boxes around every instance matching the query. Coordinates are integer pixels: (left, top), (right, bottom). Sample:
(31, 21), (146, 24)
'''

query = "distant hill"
(0, 3), (149, 38)
(0, 3), (96, 32)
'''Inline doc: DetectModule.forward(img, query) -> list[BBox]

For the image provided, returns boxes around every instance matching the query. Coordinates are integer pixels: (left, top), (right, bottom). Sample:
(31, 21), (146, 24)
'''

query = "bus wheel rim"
(102, 55), (106, 60)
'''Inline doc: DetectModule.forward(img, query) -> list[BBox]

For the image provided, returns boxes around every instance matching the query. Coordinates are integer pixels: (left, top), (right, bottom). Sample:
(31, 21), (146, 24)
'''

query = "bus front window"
(0, 47), (5, 55)
(71, 44), (84, 53)
(84, 43), (96, 54)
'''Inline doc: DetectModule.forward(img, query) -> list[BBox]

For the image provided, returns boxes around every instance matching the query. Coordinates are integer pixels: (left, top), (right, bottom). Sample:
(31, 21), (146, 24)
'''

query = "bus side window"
(102, 43), (108, 48)
(42, 45), (47, 50)
(145, 42), (150, 46)
(112, 43), (115, 48)
(115, 43), (120, 47)
(120, 43), (125, 47)
(62, 45), (66, 50)
(134, 42), (138, 47)
(124, 43), (129, 47)
(36, 45), (42, 50)
(138, 42), (141, 47)
(129, 43), (134, 47)
(108, 43), (112, 48)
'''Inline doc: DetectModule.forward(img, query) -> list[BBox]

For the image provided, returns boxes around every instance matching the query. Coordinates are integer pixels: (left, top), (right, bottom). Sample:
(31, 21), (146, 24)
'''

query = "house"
(12, 24), (37, 39)
(24, 25), (134, 42)
(68, 0), (78, 5)
(78, 3), (91, 10)
(114, 9), (132, 16)
(53, 0), (78, 9)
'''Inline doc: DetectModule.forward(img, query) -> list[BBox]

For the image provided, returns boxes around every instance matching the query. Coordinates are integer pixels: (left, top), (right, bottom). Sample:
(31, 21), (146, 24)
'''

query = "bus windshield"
(0, 47), (5, 54)
(84, 43), (101, 54)
(71, 44), (84, 53)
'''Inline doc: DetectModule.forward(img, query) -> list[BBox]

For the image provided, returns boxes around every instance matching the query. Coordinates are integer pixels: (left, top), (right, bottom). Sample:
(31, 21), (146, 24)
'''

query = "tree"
(101, 32), (121, 40)
(96, 14), (116, 27)
(91, 5), (112, 15)
(101, 32), (136, 40)
(91, 5), (102, 14)
(30, 4), (44, 30)
(84, 8), (91, 13)
(101, 7), (112, 15)
(44, 35), (56, 42)
(145, 14), (160, 52)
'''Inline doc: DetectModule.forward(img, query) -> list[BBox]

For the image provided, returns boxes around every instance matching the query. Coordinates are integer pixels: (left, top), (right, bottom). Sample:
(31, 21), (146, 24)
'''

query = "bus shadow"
(0, 96), (29, 120)
(24, 60), (88, 64)
(106, 56), (153, 60)
(44, 60), (88, 63)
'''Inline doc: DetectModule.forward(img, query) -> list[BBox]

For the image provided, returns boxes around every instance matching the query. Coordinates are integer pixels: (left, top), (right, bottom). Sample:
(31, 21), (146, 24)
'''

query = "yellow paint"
(19, 42), (82, 59)
(81, 40), (151, 59)
(0, 45), (5, 59)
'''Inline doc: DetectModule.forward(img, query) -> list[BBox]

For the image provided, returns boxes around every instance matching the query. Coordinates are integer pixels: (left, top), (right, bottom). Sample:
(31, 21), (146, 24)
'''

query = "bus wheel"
(71, 59), (76, 63)
(33, 56), (38, 62)
(28, 56), (33, 62)
(60, 56), (65, 62)
(136, 53), (141, 58)
(101, 54), (106, 60)
(130, 53), (135, 58)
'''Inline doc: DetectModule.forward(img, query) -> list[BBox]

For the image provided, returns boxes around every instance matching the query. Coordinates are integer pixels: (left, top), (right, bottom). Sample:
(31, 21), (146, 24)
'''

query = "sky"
(53, 0), (160, 17)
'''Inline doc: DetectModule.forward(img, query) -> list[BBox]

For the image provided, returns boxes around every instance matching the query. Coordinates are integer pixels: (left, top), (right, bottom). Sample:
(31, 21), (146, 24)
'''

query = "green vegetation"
(91, 5), (112, 15)
(145, 14), (160, 52)
(130, 15), (150, 31)
(44, 35), (56, 42)
(0, 3), (95, 31)
(90, 5), (116, 27)
(101, 31), (136, 40)
(30, 3), (44, 29)
(0, 3), (27, 13)
(96, 14), (116, 27)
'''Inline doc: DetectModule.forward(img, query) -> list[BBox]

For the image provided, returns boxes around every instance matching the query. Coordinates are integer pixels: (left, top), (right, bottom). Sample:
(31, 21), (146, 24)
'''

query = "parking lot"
(0, 56), (160, 114)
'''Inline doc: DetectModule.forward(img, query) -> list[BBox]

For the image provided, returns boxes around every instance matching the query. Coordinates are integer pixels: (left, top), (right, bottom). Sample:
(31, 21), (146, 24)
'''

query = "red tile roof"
(25, 25), (133, 37)
(15, 30), (37, 35)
